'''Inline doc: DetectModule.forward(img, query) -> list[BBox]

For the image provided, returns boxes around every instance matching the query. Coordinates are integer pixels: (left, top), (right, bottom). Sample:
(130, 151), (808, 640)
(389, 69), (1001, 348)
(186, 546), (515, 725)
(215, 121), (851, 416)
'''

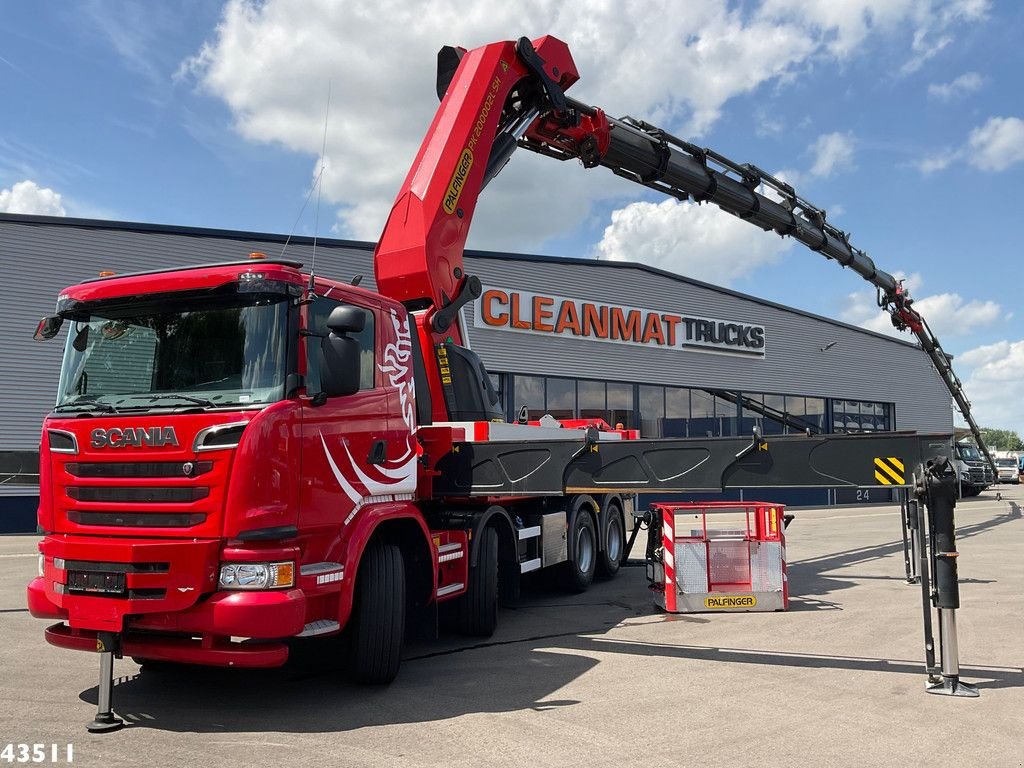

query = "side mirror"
(326, 305), (365, 335)
(319, 333), (361, 397)
(34, 315), (63, 341)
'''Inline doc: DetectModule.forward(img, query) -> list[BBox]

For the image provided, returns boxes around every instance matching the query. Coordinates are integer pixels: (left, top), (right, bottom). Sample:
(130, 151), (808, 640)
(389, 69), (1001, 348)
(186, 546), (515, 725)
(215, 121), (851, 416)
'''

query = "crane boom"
(518, 94), (995, 473)
(376, 35), (991, 473)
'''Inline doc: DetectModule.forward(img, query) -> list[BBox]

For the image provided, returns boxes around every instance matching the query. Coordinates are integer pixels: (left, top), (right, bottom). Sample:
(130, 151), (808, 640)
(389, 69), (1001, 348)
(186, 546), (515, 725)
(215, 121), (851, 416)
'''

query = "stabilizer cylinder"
(922, 462), (979, 698)
(86, 631), (124, 733)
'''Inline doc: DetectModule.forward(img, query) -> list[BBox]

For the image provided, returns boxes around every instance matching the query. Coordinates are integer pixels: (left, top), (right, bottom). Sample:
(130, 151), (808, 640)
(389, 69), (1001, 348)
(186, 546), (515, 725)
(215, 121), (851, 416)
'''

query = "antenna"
(307, 81), (332, 302)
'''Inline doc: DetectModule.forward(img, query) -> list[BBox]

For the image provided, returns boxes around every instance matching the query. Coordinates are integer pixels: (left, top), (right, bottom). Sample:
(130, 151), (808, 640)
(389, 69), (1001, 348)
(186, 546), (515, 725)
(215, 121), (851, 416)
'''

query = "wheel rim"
(577, 522), (595, 573)
(606, 516), (623, 563)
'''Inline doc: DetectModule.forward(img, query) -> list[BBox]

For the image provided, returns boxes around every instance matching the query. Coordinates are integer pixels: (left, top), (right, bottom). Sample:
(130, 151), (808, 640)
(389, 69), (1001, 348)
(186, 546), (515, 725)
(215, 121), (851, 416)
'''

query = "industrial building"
(0, 213), (954, 530)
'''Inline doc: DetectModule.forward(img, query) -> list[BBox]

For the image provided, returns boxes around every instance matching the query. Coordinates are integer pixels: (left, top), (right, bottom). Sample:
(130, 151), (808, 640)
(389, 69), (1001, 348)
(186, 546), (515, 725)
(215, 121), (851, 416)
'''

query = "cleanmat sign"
(474, 286), (766, 357)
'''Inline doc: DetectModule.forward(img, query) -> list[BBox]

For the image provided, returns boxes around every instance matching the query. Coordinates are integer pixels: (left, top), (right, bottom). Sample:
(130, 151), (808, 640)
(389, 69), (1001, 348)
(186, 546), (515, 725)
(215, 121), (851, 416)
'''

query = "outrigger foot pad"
(926, 677), (980, 698)
(86, 713), (124, 733)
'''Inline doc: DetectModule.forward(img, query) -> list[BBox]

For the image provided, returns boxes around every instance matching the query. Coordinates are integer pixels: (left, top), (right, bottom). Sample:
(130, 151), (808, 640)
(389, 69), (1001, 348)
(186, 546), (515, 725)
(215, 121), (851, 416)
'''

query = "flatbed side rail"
(430, 431), (954, 497)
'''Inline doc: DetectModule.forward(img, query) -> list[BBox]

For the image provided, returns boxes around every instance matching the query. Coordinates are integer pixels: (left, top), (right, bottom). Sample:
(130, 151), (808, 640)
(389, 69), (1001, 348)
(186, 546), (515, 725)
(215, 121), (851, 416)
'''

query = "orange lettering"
(641, 312), (665, 345)
(582, 303), (608, 338)
(509, 293), (531, 329)
(532, 296), (555, 332)
(481, 289), (509, 326)
(661, 314), (681, 346)
(555, 301), (582, 335)
(610, 308), (642, 341)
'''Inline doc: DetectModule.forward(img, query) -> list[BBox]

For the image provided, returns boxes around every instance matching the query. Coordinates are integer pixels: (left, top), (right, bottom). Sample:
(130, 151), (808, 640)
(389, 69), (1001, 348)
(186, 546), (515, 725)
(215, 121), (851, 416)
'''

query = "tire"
(458, 526), (499, 636)
(350, 539), (405, 684)
(562, 510), (597, 593)
(596, 504), (625, 578)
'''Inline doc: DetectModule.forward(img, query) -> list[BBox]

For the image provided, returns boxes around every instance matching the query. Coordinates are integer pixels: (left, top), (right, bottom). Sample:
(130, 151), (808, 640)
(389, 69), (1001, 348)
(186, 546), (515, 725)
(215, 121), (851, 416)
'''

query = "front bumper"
(42, 623), (289, 668)
(28, 534), (307, 667)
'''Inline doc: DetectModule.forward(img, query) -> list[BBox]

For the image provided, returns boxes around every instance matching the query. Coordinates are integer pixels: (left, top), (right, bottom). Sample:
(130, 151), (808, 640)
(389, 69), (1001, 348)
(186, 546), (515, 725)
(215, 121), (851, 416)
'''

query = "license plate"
(67, 570), (126, 596)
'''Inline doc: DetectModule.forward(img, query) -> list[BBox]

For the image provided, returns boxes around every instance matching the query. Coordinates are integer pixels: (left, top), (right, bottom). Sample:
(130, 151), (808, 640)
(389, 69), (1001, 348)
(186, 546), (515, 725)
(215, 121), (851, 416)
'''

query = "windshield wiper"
(54, 397), (119, 413)
(147, 393), (216, 407)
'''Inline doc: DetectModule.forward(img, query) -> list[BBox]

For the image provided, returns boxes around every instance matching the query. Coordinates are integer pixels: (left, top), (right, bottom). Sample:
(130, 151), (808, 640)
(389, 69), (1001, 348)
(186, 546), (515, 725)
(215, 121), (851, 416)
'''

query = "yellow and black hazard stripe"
(874, 456), (905, 485)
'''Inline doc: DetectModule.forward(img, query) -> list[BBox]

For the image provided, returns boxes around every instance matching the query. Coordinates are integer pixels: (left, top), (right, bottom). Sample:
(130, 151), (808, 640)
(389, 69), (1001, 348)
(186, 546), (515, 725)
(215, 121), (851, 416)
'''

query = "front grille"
(65, 461), (213, 478)
(67, 511), (207, 528)
(66, 486), (210, 503)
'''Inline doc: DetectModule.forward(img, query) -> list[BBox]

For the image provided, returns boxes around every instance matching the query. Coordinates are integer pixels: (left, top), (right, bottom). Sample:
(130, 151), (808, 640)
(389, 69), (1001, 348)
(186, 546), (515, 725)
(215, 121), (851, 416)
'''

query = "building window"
(690, 389), (715, 437)
(804, 397), (826, 433)
(713, 392), (738, 437)
(831, 399), (892, 432)
(513, 375), (544, 417)
(639, 385), (665, 437)
(488, 372), (505, 418)
(578, 379), (606, 421)
(607, 382), (634, 429)
(546, 376), (576, 420)
(664, 387), (689, 437)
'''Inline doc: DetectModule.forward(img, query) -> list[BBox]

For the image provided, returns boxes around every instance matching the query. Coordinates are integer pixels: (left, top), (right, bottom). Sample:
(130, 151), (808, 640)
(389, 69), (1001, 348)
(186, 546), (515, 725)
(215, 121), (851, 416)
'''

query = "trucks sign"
(475, 286), (766, 357)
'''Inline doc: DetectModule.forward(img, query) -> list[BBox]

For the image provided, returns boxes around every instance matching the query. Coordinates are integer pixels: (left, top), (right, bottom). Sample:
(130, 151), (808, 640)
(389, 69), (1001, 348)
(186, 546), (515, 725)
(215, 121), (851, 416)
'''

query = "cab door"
(299, 291), (393, 534)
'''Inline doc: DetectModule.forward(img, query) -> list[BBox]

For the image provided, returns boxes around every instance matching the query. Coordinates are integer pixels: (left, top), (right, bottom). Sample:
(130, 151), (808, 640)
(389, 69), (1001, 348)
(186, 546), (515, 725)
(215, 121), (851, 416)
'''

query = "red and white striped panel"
(662, 506), (676, 612)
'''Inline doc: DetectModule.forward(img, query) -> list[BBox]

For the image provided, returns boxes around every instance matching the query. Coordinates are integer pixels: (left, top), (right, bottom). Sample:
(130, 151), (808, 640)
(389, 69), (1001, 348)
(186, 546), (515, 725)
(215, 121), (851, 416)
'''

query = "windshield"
(956, 444), (982, 461)
(56, 291), (289, 411)
(997, 458), (1017, 467)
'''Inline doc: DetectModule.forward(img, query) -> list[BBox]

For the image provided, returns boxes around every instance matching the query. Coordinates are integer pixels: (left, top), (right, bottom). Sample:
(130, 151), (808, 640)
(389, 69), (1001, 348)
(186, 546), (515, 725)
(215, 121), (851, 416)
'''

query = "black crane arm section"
(517, 96), (994, 475)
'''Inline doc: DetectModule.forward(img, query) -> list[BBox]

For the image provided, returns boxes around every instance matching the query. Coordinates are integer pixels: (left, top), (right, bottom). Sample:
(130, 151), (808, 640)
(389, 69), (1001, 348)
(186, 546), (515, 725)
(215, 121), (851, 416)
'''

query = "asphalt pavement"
(1, 487), (1021, 768)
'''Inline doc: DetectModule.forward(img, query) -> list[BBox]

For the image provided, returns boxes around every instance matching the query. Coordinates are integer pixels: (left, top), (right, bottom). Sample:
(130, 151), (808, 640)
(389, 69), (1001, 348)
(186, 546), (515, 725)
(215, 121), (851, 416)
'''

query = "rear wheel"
(350, 539), (405, 684)
(562, 511), (597, 593)
(458, 526), (499, 636)
(596, 505), (625, 578)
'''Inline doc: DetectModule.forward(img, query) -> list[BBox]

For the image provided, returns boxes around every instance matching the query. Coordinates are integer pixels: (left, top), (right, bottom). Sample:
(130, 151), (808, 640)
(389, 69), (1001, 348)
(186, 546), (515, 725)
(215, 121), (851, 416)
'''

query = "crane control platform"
(641, 502), (790, 613)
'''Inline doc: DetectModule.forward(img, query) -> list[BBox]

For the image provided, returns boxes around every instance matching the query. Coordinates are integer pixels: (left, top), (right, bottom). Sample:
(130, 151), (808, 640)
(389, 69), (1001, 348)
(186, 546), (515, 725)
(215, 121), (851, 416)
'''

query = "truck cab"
(953, 442), (992, 497)
(27, 257), (431, 668)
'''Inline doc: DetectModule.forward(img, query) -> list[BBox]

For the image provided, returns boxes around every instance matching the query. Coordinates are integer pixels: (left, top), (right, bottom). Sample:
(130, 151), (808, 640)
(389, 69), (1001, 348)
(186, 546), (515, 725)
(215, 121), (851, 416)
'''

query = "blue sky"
(2, 0), (1023, 432)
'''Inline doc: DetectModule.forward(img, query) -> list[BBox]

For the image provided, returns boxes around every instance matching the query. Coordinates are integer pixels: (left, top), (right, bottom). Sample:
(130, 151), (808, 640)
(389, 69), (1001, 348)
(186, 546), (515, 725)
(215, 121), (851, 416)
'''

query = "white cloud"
(0, 180), (66, 216)
(967, 117), (1024, 171)
(840, 272), (1004, 339)
(595, 199), (792, 285)
(181, 0), (989, 251)
(917, 115), (1024, 174)
(757, 0), (989, 72)
(917, 149), (960, 174)
(808, 131), (855, 177)
(927, 71), (984, 100)
(956, 339), (1024, 433)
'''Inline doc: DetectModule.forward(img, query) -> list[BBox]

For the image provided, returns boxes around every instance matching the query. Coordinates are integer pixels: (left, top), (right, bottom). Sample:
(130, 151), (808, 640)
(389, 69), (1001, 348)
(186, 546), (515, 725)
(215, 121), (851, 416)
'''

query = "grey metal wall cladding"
(463, 257), (953, 432)
(0, 216), (952, 460)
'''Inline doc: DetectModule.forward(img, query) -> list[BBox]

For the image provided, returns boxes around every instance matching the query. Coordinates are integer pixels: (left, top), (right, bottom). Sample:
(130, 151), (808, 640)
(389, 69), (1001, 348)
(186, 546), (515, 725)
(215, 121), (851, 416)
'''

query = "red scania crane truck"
(27, 36), (986, 731)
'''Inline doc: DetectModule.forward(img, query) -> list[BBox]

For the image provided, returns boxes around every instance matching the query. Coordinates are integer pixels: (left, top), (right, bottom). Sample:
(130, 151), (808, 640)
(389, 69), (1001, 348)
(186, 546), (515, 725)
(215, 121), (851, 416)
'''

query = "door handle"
(368, 440), (387, 465)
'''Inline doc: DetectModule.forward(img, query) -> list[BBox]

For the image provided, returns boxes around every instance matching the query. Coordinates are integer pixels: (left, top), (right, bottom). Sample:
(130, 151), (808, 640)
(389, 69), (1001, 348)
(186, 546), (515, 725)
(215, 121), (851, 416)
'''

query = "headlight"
(218, 561), (294, 590)
(38, 554), (44, 577)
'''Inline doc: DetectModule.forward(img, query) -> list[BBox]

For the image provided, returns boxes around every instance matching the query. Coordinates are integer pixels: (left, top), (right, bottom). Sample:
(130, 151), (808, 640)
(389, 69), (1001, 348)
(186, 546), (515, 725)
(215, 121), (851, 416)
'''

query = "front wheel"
(349, 539), (405, 684)
(562, 511), (597, 593)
